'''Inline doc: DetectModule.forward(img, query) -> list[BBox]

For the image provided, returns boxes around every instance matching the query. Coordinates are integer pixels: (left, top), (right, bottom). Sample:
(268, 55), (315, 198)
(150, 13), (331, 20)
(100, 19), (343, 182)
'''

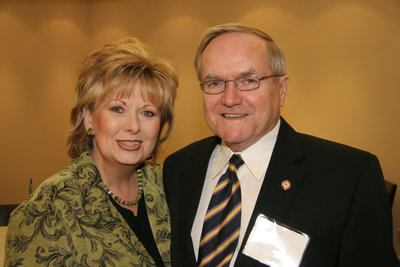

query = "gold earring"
(86, 128), (94, 136)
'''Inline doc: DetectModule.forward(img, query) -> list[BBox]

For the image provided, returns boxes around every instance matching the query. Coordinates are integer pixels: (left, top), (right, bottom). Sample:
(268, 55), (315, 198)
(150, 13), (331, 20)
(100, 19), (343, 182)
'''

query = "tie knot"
(228, 154), (244, 173)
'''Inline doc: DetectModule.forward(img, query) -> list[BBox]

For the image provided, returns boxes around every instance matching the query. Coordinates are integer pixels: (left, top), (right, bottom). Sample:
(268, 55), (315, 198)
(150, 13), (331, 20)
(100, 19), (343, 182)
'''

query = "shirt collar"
(212, 119), (280, 180)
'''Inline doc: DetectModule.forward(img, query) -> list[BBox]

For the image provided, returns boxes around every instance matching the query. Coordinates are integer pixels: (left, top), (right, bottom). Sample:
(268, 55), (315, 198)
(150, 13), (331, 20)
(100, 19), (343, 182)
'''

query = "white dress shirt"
(191, 120), (280, 266)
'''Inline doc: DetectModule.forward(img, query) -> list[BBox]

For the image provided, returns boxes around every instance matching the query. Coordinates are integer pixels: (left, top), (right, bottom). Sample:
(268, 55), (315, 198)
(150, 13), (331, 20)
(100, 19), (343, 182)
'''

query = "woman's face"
(84, 81), (161, 171)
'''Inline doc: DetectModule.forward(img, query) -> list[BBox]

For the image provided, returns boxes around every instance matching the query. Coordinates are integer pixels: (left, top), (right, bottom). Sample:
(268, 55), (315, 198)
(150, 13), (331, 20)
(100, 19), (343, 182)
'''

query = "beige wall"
(1, 0), (399, 255)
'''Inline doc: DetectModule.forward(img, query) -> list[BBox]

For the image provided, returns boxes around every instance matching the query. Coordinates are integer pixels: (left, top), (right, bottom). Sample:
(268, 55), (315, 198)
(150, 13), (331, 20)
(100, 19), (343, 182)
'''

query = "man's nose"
(221, 81), (242, 106)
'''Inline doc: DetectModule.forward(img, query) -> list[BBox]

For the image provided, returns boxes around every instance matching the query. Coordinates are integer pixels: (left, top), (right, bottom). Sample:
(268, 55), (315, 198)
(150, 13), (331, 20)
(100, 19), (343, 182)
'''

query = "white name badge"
(242, 214), (310, 267)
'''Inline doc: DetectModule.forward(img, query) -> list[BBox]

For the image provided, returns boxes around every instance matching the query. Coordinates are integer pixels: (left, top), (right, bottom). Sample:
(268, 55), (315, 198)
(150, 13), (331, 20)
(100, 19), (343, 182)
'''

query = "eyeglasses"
(200, 74), (282, 95)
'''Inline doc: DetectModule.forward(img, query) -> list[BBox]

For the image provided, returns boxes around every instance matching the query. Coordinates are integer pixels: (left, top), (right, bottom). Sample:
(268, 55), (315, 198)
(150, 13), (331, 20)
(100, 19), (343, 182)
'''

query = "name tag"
(243, 214), (310, 267)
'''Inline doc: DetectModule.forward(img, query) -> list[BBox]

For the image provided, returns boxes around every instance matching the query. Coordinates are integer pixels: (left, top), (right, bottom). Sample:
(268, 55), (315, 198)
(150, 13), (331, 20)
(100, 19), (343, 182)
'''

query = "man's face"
(200, 32), (289, 152)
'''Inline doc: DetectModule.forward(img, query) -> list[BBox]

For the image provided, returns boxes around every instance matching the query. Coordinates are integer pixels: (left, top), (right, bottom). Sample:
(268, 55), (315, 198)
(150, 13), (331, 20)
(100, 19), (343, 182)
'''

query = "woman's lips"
(117, 140), (141, 150)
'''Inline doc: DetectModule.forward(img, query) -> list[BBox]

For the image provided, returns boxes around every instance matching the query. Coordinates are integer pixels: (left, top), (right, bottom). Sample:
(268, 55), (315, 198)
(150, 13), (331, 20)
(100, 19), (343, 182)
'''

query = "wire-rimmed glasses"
(200, 74), (282, 95)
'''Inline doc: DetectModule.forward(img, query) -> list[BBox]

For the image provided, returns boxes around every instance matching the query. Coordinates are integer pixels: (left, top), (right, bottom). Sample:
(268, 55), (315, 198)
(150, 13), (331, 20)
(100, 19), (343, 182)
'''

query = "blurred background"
(1, 0), (399, 256)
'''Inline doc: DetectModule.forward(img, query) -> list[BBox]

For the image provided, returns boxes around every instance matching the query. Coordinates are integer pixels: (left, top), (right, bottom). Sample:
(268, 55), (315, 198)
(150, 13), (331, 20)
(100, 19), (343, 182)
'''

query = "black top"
(110, 193), (165, 266)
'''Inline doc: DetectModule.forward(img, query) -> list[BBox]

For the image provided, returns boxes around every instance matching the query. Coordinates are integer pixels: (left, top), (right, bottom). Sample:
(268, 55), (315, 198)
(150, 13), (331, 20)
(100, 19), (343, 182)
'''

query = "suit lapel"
(239, 118), (307, 255)
(179, 137), (221, 258)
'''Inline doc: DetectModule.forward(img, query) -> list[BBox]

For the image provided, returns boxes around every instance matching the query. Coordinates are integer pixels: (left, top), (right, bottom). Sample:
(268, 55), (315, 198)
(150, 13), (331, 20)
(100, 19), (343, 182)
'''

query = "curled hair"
(67, 37), (178, 160)
(194, 23), (286, 80)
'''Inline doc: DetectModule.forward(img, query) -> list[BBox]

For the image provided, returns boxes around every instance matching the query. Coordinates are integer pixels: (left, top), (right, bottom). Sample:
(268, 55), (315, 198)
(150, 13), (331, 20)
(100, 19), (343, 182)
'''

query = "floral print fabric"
(5, 151), (171, 266)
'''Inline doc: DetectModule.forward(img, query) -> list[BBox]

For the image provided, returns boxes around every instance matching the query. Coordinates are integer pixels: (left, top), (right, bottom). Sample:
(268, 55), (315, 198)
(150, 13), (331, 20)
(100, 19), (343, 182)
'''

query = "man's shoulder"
(166, 136), (220, 160)
(298, 132), (370, 154)
(171, 136), (220, 156)
(281, 118), (372, 154)
(292, 132), (379, 169)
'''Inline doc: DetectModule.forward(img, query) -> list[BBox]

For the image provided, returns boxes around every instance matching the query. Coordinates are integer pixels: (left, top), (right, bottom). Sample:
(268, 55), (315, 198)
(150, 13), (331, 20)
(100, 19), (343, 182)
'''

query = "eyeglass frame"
(200, 74), (282, 95)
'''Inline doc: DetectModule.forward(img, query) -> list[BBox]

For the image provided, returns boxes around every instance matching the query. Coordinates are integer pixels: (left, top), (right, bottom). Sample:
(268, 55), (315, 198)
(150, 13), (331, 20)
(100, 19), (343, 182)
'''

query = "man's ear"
(279, 75), (289, 107)
(83, 107), (93, 130)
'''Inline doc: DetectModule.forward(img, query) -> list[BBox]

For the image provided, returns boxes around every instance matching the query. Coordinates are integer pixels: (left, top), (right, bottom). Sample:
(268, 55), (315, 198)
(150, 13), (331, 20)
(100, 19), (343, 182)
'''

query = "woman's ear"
(83, 107), (93, 131)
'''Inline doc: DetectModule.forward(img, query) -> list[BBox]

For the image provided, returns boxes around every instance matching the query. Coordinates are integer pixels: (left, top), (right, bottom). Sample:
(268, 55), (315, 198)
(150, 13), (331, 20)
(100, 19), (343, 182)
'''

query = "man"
(163, 23), (399, 266)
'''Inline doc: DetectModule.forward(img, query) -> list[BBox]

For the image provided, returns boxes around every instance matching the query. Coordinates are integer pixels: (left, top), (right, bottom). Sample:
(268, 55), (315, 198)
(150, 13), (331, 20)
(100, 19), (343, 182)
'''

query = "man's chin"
(220, 136), (248, 152)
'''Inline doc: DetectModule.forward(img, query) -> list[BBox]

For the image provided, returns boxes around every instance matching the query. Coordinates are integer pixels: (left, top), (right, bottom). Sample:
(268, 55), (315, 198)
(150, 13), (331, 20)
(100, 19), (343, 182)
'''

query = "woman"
(5, 37), (178, 266)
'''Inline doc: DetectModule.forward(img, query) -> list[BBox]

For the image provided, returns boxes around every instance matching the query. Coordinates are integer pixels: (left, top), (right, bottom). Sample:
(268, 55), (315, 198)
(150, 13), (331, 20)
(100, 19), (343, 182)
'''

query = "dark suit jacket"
(163, 118), (399, 267)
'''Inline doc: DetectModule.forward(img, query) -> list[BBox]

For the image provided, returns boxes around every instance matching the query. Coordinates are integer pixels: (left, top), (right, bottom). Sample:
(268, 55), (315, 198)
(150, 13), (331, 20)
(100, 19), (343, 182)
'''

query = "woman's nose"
(125, 114), (140, 133)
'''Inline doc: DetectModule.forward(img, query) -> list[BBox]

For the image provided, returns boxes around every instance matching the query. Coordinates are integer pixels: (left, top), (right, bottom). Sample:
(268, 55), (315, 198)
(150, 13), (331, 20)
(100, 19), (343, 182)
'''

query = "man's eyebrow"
(202, 74), (220, 81)
(202, 69), (261, 82)
(203, 69), (258, 81)
(240, 69), (257, 76)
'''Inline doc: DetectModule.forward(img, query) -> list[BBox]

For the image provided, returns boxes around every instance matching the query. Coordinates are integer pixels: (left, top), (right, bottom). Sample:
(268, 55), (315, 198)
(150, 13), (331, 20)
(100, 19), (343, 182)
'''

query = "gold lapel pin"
(281, 179), (291, 191)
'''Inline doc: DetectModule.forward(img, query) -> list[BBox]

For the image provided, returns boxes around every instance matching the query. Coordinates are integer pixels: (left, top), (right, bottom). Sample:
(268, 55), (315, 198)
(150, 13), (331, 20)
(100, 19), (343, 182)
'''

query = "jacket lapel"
(143, 165), (171, 265)
(179, 136), (220, 259)
(239, 118), (307, 255)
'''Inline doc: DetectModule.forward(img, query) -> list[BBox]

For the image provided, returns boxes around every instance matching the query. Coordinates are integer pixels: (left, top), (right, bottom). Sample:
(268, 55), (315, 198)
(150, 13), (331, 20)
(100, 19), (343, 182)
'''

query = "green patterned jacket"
(4, 151), (171, 267)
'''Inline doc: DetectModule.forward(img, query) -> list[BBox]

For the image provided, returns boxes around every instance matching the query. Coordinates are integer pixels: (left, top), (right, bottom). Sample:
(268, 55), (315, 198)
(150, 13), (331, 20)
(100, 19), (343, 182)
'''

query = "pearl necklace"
(100, 169), (144, 206)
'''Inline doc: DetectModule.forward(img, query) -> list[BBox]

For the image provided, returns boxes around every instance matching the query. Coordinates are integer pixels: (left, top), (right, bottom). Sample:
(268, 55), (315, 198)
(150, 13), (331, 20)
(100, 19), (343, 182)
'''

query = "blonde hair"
(194, 23), (286, 80)
(67, 37), (178, 160)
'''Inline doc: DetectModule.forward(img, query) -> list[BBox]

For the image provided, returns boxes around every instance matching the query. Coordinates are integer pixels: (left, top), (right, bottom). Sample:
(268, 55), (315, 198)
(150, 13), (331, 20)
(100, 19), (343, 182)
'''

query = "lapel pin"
(281, 179), (291, 191)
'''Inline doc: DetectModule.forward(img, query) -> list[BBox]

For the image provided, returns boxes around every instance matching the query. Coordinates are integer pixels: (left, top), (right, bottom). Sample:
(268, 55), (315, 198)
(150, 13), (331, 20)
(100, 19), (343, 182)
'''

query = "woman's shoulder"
(141, 162), (163, 187)
(15, 151), (100, 212)
(39, 151), (98, 191)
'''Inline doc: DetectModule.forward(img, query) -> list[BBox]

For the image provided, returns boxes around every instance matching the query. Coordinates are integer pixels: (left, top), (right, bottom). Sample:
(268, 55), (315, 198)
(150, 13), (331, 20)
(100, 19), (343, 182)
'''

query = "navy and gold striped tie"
(198, 154), (244, 267)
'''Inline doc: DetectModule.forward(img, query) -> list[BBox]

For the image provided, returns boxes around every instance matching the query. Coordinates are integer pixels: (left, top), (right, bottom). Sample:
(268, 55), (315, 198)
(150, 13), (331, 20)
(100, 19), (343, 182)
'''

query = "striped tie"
(198, 154), (244, 267)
